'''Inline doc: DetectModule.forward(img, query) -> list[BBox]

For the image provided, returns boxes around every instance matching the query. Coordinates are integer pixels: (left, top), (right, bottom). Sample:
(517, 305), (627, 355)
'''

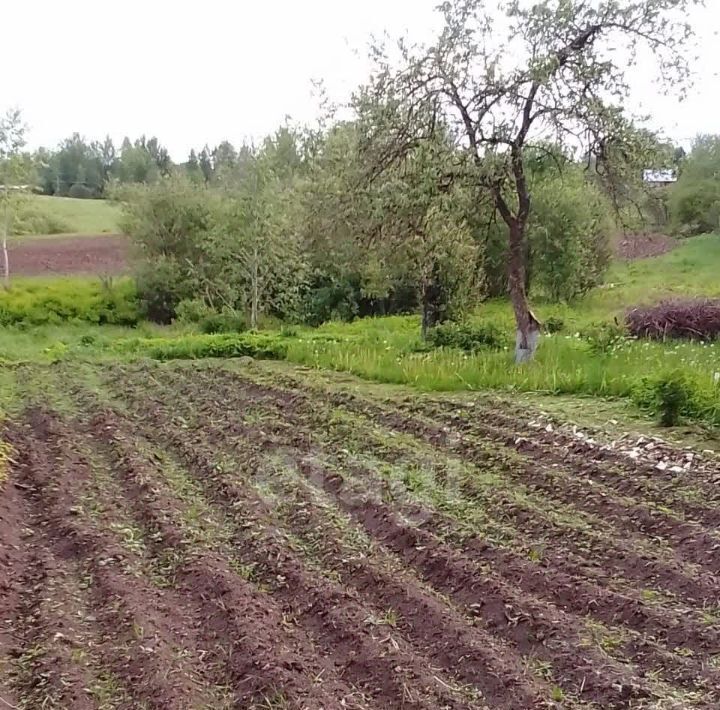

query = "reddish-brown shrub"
(626, 299), (720, 340)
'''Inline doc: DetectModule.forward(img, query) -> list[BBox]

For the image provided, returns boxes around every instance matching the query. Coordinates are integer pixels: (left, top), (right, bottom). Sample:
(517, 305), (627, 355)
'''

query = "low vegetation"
(115, 332), (287, 362)
(0, 277), (138, 327)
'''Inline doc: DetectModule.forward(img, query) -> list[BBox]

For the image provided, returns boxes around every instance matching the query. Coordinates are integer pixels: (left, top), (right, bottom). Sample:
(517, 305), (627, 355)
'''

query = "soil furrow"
(257, 375), (720, 581)
(417, 396), (720, 504)
(112, 369), (670, 709)
(252, 454), (720, 702)
(12, 409), (237, 710)
(163, 367), (720, 666)
(183, 366), (720, 607)
(0, 465), (33, 710)
(83, 402), (481, 710)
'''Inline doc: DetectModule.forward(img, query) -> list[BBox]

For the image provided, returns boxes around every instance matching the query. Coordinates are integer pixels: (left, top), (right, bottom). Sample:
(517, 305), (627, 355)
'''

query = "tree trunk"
(420, 263), (444, 339)
(2, 236), (9, 289)
(2, 188), (10, 289)
(507, 220), (534, 362)
(250, 246), (259, 330)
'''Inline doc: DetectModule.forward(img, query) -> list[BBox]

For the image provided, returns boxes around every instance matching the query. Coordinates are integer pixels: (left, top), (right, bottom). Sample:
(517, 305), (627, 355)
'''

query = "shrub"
(427, 322), (505, 351)
(545, 316), (565, 334)
(118, 333), (287, 361)
(300, 275), (361, 327)
(529, 169), (613, 302)
(669, 179), (720, 235)
(583, 321), (627, 355)
(668, 136), (720, 235)
(633, 371), (695, 427)
(68, 183), (95, 199)
(199, 310), (247, 334)
(174, 298), (214, 324)
(135, 257), (191, 324)
(626, 299), (720, 341)
(0, 278), (139, 327)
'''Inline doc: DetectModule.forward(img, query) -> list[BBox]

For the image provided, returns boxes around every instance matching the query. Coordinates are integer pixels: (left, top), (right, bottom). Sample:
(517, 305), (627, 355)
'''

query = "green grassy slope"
(18, 196), (122, 236)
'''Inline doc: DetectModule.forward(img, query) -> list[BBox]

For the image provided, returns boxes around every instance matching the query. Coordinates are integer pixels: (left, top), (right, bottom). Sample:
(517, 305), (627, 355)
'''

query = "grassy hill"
(14, 195), (122, 237)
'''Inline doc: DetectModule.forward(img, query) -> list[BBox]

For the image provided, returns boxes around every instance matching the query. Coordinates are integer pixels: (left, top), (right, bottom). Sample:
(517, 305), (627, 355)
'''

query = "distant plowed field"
(9, 234), (129, 276)
(1, 362), (719, 709)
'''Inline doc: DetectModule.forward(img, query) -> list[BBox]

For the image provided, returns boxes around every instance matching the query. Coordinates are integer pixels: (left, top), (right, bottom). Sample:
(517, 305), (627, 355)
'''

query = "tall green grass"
(20, 196), (122, 236)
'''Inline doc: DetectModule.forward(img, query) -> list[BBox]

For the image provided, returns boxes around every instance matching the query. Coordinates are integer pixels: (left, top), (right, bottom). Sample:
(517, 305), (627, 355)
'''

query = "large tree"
(363, 0), (699, 360)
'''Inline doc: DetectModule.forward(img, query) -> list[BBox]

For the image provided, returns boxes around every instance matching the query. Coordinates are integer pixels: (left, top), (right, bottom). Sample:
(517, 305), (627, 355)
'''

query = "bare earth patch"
(615, 232), (677, 261)
(8, 234), (130, 276)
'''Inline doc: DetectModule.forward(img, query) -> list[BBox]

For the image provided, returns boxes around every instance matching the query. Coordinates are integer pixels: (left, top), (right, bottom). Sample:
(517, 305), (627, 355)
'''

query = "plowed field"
(1, 361), (719, 709)
(9, 235), (129, 276)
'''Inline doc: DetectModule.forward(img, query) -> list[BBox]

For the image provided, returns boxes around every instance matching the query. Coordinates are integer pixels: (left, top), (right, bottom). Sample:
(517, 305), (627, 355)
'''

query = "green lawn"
(18, 195), (122, 236)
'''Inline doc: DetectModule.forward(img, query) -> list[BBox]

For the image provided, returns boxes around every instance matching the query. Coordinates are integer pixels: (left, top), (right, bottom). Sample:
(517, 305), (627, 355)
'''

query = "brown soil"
(2, 361), (720, 709)
(8, 234), (129, 276)
(615, 232), (676, 260)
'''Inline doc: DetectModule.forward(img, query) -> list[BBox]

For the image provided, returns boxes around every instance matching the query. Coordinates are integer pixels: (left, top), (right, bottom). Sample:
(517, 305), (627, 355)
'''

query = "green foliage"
(174, 298), (214, 324)
(203, 155), (308, 327)
(633, 371), (695, 427)
(68, 183), (95, 199)
(669, 135), (720, 235)
(583, 322), (628, 355)
(300, 274), (361, 327)
(529, 169), (613, 302)
(135, 257), (191, 324)
(198, 311), (247, 334)
(121, 162), (307, 328)
(0, 278), (138, 326)
(544, 316), (564, 334)
(12, 201), (72, 236)
(119, 178), (215, 261)
(426, 322), (505, 351)
(118, 332), (287, 362)
(120, 178), (215, 323)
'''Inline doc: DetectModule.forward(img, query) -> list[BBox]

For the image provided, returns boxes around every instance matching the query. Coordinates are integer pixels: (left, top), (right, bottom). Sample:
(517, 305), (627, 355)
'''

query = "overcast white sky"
(4, 0), (719, 160)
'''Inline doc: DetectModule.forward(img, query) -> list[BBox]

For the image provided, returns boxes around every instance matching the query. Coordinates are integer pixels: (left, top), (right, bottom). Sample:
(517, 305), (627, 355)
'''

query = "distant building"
(642, 169), (677, 185)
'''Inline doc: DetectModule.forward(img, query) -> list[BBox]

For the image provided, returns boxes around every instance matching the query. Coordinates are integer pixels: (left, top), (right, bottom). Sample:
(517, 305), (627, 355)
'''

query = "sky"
(4, 0), (719, 160)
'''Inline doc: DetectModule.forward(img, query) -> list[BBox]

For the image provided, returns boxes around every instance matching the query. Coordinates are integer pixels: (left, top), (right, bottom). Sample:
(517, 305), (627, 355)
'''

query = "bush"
(427, 322), (505, 351)
(135, 257), (191, 324)
(300, 275), (361, 327)
(68, 183), (95, 199)
(118, 333), (287, 361)
(174, 298), (214, 324)
(626, 299), (720, 341)
(583, 321), (627, 355)
(529, 169), (612, 302)
(633, 371), (696, 427)
(669, 179), (720, 235)
(668, 135), (720, 235)
(545, 316), (565, 334)
(199, 310), (247, 334)
(0, 278), (139, 327)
